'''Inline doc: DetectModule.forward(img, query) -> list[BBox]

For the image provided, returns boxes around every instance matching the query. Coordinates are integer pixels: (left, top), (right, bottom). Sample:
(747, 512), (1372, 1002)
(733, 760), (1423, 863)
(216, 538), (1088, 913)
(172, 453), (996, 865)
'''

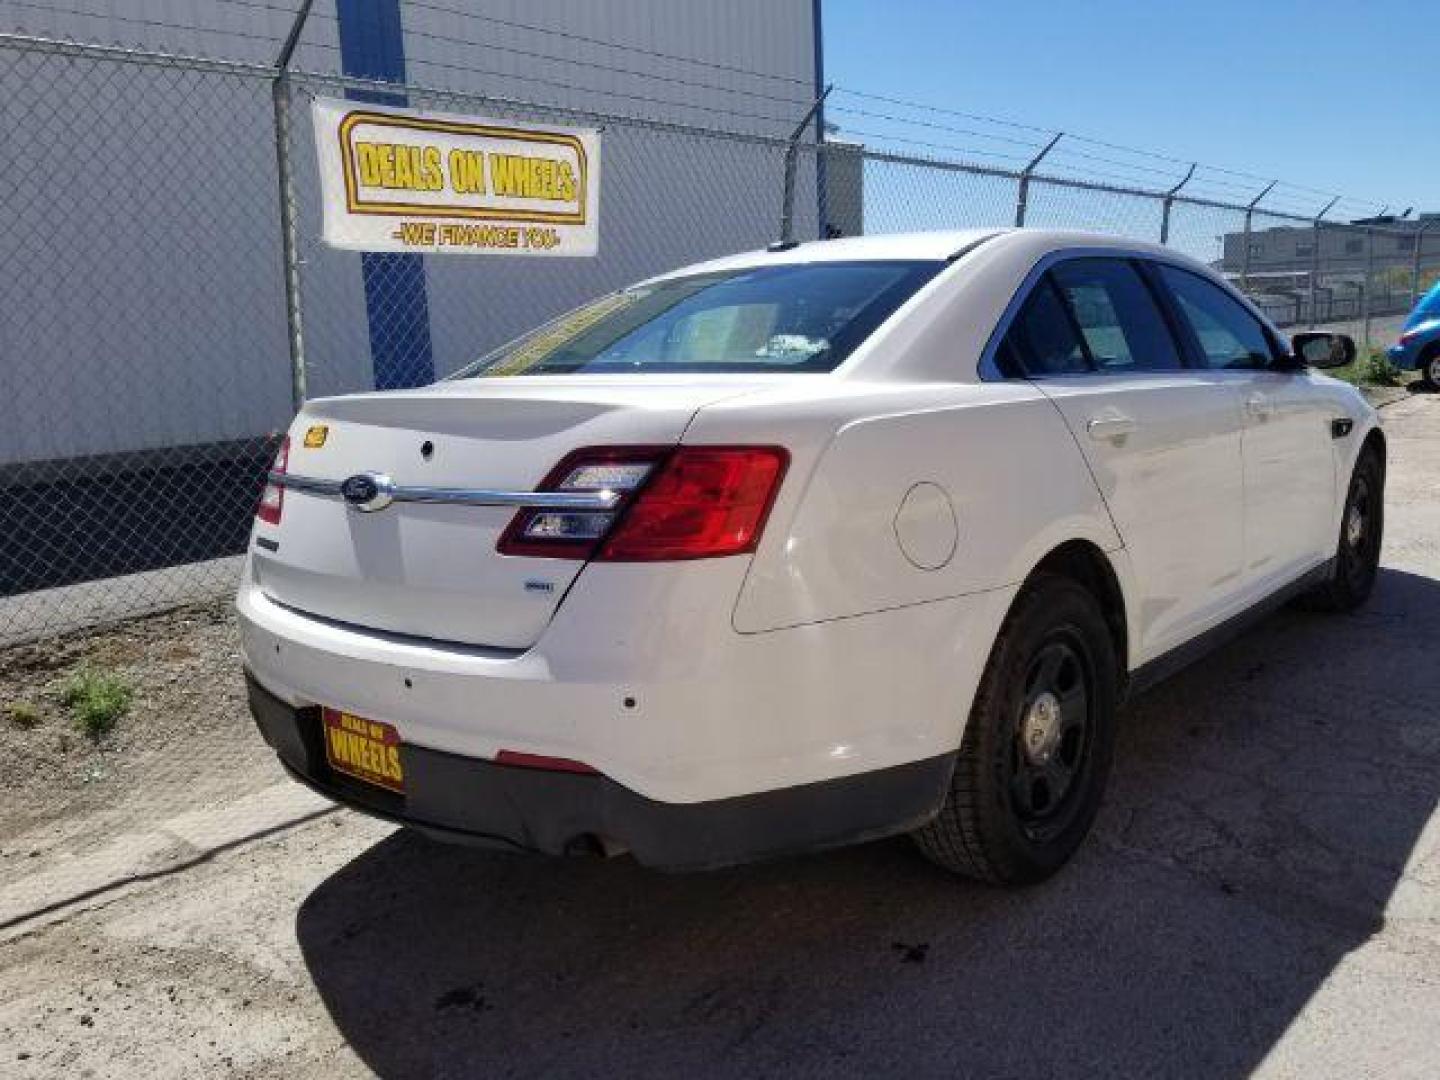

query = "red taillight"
(497, 445), (788, 562)
(497, 445), (668, 559)
(256, 435), (290, 527)
(600, 447), (788, 561)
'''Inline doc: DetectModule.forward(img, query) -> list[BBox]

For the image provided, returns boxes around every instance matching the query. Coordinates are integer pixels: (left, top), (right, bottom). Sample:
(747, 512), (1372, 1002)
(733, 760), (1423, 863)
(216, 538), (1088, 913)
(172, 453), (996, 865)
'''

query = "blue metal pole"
(335, 0), (435, 389)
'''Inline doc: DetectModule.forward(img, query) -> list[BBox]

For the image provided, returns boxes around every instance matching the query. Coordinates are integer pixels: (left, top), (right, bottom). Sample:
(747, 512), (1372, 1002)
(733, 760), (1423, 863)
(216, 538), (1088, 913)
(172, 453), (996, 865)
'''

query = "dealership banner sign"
(312, 98), (601, 256)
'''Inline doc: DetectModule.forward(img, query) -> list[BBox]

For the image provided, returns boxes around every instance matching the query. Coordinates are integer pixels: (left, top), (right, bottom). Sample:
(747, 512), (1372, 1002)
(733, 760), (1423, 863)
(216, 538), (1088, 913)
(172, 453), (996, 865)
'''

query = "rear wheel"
(1304, 448), (1384, 612)
(912, 574), (1119, 886)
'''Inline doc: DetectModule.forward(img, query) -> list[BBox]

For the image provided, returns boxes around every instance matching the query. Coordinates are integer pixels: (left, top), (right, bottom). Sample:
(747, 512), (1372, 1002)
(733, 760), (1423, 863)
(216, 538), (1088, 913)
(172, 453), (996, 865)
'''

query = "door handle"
(1087, 414), (1137, 441)
(1244, 393), (1274, 421)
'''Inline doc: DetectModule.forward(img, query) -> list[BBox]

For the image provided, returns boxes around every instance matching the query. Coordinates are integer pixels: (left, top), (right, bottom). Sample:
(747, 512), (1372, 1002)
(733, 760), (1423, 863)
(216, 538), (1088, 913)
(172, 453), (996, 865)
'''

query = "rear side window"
(1049, 259), (1182, 372)
(998, 279), (1089, 376)
(452, 260), (944, 377)
(998, 257), (1181, 376)
(1155, 265), (1275, 370)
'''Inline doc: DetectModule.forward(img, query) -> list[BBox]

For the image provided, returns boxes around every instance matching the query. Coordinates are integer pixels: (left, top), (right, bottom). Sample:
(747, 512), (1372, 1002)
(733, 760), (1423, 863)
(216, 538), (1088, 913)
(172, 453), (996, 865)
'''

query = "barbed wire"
(827, 104), (1046, 150)
(396, 21), (815, 110)
(825, 128), (1033, 168)
(4, 0), (325, 48)
(399, 0), (814, 88)
(0, 1), (1408, 216)
(396, 52), (805, 129)
(827, 86), (1387, 213)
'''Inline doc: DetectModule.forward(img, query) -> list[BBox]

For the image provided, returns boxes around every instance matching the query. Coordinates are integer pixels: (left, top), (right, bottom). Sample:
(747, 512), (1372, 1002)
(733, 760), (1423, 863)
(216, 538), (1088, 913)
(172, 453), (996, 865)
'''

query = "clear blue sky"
(822, 0), (1434, 220)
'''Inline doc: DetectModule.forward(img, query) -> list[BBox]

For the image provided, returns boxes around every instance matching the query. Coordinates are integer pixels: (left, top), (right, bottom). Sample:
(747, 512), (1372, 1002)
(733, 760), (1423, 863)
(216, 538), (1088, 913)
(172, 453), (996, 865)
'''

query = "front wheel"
(1424, 350), (1440, 392)
(1304, 448), (1384, 612)
(912, 574), (1119, 886)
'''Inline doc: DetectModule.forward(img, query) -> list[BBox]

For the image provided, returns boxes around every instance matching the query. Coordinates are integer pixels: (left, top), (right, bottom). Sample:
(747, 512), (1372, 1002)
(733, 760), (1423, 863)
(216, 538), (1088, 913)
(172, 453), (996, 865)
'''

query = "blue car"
(1388, 280), (1440, 387)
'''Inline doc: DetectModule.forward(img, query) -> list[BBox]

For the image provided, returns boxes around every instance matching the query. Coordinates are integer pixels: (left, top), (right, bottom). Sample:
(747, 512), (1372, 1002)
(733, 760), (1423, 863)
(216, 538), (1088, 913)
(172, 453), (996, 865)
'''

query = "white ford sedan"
(239, 229), (1383, 885)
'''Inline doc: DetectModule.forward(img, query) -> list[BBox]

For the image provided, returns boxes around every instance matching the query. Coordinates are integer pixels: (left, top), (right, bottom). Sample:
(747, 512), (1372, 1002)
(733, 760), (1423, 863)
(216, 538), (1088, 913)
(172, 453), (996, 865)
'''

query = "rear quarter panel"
(683, 381), (1124, 634)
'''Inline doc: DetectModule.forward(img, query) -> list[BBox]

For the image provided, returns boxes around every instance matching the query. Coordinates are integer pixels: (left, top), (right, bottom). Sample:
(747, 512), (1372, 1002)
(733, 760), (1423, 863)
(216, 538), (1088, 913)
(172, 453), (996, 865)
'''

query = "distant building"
(1213, 213), (1440, 328)
(1220, 213), (1440, 280)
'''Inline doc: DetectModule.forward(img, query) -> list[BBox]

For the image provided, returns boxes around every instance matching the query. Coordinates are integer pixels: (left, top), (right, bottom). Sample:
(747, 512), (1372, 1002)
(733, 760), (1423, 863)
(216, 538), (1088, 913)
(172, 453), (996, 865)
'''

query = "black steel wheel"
(1009, 637), (1095, 841)
(1305, 447), (1384, 612)
(913, 573), (1119, 886)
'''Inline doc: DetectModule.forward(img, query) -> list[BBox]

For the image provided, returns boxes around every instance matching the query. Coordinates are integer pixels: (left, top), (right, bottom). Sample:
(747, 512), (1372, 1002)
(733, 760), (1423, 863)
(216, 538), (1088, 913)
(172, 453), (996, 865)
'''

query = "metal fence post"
(1362, 226), (1375, 353)
(778, 84), (831, 244)
(1159, 163), (1195, 246)
(1014, 132), (1062, 228)
(273, 0), (313, 413)
(1309, 196), (1338, 328)
(1240, 179), (1277, 293)
(1411, 219), (1434, 305)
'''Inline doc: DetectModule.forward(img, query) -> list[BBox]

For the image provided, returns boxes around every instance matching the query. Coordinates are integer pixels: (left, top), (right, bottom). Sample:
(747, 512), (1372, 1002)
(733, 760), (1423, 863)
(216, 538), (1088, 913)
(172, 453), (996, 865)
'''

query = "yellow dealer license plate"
(322, 708), (404, 793)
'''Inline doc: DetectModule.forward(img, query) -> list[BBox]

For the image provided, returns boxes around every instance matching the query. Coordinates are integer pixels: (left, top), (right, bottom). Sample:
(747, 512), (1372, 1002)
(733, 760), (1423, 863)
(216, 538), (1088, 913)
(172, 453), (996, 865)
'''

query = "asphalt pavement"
(3, 389), (1438, 1079)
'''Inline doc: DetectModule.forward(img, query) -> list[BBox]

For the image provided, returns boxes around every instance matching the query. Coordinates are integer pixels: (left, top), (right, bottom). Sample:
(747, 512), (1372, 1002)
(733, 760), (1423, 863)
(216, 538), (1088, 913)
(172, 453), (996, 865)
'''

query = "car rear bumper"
(247, 672), (953, 869)
(237, 556), (1013, 806)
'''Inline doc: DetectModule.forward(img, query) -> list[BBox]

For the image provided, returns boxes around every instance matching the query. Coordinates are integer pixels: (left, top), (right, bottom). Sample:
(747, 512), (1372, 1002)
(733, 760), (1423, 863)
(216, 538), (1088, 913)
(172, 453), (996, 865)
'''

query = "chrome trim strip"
(271, 473), (343, 497)
(268, 471), (621, 510)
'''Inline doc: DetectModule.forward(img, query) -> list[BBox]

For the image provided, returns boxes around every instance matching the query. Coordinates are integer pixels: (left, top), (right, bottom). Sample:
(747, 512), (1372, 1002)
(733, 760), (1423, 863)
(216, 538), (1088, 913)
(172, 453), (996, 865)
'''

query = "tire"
(1304, 447), (1384, 612)
(912, 574), (1119, 886)
(1423, 348), (1440, 392)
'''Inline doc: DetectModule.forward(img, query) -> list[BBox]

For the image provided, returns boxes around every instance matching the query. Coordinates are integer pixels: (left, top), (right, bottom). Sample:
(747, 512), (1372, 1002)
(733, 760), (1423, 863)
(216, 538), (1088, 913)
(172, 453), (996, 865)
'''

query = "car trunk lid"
(250, 376), (763, 648)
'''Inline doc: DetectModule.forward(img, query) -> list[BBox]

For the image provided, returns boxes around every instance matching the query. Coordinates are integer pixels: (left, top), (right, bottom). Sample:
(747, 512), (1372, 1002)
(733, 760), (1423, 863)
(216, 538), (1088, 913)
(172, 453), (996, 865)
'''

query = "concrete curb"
(0, 782), (334, 942)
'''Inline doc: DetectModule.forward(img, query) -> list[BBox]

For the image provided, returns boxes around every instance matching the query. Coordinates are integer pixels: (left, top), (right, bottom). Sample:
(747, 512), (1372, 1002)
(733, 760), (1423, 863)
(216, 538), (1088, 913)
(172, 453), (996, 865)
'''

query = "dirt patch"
(0, 600), (262, 848)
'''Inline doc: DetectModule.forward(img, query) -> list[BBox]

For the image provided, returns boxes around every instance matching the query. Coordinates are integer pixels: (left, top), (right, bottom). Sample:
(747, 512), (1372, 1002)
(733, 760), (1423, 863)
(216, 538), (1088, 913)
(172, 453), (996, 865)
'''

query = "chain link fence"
(1, 28), (1435, 643)
(0, 36), (290, 643)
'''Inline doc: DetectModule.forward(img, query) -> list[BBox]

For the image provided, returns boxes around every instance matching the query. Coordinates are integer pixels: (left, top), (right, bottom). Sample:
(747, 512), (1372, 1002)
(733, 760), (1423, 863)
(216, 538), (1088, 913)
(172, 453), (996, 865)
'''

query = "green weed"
(61, 669), (133, 740)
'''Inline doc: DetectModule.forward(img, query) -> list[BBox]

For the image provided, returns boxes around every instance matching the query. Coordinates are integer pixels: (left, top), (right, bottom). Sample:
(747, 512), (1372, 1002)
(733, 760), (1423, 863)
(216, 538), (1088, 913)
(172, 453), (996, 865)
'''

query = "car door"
(1151, 264), (1336, 595)
(997, 256), (1248, 665)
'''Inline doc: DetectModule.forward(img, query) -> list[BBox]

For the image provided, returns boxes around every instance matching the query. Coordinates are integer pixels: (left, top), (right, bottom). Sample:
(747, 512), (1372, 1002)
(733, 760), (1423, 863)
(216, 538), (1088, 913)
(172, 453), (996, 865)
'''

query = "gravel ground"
(1, 391), (1438, 1079)
(0, 601), (271, 863)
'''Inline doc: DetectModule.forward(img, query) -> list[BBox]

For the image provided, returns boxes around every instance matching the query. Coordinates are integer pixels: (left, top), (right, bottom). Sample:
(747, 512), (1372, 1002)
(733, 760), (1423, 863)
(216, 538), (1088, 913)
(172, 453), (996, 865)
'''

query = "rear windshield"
(453, 260), (944, 377)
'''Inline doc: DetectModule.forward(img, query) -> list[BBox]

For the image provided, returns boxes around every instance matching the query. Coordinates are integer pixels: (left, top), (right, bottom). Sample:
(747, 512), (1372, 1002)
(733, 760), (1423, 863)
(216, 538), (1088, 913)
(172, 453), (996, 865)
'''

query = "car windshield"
(452, 260), (944, 377)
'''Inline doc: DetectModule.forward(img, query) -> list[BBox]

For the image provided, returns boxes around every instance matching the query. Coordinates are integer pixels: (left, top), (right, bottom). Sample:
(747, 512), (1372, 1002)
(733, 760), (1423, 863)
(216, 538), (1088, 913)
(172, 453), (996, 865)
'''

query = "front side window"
(452, 261), (943, 377)
(1049, 259), (1183, 373)
(1155, 265), (1276, 370)
(999, 257), (1183, 377)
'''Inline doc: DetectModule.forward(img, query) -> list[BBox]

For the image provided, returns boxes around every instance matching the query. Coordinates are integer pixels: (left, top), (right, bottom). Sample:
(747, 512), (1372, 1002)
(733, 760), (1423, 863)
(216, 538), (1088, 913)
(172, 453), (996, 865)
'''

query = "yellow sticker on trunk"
(303, 424), (329, 448)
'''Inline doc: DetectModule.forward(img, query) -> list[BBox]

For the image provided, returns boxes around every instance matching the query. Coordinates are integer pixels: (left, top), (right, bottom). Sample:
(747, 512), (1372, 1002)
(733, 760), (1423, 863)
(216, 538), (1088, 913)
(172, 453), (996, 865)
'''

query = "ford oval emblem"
(340, 472), (395, 513)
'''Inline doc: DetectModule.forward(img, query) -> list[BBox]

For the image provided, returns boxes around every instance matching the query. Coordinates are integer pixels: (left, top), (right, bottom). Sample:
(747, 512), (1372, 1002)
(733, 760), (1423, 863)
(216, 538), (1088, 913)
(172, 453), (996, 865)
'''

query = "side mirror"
(1292, 331), (1356, 370)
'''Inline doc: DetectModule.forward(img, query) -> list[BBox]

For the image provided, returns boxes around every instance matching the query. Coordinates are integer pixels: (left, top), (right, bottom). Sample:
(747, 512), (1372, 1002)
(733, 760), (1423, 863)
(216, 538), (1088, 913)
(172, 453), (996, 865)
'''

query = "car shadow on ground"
(296, 568), (1440, 1079)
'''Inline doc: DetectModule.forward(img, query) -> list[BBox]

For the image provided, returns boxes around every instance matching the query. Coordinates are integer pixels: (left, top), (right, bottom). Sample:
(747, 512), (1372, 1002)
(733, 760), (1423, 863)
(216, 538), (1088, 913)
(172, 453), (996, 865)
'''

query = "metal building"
(0, 1), (824, 597)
